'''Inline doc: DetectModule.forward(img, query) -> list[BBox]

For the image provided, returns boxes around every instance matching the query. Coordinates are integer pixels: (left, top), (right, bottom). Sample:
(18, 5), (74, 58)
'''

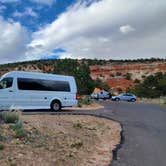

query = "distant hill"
(0, 58), (166, 94)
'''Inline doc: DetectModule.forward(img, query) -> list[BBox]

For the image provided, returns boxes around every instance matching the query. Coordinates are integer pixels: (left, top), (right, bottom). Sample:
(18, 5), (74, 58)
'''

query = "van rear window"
(17, 78), (70, 92)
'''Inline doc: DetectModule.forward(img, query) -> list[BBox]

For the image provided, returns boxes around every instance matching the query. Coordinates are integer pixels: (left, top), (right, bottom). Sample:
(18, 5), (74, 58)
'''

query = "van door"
(14, 78), (32, 109)
(0, 77), (14, 110)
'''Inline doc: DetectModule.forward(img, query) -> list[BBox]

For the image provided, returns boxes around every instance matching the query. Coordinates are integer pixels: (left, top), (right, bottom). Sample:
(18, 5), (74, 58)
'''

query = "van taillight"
(76, 92), (79, 100)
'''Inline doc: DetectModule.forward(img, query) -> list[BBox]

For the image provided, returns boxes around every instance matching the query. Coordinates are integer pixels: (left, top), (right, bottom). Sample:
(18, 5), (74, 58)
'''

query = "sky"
(0, 0), (166, 63)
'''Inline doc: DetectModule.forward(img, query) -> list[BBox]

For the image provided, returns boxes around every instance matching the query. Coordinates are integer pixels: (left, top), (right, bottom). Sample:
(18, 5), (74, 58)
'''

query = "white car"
(112, 93), (137, 102)
(0, 71), (78, 111)
(91, 90), (111, 99)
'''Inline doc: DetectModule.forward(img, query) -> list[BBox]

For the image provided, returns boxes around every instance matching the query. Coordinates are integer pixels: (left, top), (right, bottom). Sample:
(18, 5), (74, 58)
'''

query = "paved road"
(24, 101), (166, 166)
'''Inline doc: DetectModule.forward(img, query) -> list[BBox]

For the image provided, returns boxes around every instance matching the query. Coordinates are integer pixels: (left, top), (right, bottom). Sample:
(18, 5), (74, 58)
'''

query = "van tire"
(51, 100), (61, 111)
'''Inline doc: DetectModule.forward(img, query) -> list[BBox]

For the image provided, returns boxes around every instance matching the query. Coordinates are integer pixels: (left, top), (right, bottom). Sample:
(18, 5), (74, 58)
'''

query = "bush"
(0, 143), (4, 150)
(1, 111), (19, 123)
(78, 97), (91, 106)
(12, 120), (26, 138)
(0, 133), (4, 141)
(71, 140), (83, 149)
(125, 73), (132, 80)
(15, 128), (26, 138)
(73, 121), (83, 129)
(12, 120), (23, 130)
(130, 72), (166, 98)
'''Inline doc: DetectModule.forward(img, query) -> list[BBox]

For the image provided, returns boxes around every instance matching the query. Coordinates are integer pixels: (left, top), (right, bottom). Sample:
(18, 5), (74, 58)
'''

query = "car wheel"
(51, 100), (61, 111)
(130, 98), (136, 102)
(115, 98), (120, 101)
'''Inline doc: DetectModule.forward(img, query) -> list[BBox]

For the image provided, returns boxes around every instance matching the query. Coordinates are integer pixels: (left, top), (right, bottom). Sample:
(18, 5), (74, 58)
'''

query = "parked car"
(112, 93), (136, 102)
(0, 71), (78, 111)
(91, 90), (112, 100)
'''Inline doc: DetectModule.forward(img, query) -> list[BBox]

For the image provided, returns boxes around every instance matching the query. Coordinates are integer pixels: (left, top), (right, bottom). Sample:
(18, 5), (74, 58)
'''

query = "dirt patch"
(65, 102), (104, 110)
(0, 115), (121, 166)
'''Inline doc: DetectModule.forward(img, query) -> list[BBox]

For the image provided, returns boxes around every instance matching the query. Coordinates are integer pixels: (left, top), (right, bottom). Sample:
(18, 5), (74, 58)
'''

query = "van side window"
(17, 78), (70, 92)
(0, 77), (13, 89)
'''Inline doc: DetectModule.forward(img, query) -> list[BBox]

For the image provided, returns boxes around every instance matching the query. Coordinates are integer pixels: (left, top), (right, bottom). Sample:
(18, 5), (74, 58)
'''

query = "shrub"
(0, 132), (4, 141)
(12, 120), (26, 138)
(78, 97), (91, 106)
(125, 73), (132, 80)
(0, 143), (4, 150)
(2, 111), (19, 123)
(12, 120), (23, 130)
(73, 121), (82, 129)
(71, 140), (83, 149)
(15, 128), (26, 138)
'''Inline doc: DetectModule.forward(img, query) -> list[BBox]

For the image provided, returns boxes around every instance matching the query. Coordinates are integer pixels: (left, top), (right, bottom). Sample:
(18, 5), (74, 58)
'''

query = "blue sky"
(0, 0), (166, 63)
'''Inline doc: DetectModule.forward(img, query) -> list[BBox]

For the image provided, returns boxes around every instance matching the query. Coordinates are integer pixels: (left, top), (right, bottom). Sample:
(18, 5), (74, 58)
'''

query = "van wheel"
(51, 100), (61, 111)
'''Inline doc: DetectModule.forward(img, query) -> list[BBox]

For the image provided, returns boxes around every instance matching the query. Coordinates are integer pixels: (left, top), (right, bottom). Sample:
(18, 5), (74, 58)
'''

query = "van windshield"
(0, 77), (13, 89)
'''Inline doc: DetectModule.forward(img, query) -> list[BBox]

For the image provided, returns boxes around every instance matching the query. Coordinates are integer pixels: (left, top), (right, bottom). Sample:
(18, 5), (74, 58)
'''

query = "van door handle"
(9, 90), (13, 92)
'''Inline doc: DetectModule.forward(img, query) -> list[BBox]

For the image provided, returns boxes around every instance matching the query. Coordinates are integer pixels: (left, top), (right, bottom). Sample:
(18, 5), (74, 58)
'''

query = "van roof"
(2, 71), (74, 80)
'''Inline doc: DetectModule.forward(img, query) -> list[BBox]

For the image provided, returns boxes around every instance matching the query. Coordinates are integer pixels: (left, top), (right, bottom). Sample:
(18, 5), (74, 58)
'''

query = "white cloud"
(0, 0), (165, 62)
(26, 0), (166, 60)
(120, 25), (135, 34)
(13, 7), (38, 18)
(0, 17), (29, 63)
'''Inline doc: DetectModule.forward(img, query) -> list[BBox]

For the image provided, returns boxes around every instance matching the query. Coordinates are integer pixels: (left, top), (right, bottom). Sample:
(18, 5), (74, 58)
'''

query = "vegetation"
(11, 120), (26, 138)
(1, 111), (19, 123)
(71, 140), (83, 149)
(125, 73), (132, 80)
(53, 59), (109, 94)
(0, 58), (165, 95)
(73, 121), (83, 129)
(78, 97), (92, 107)
(0, 143), (4, 150)
(129, 72), (166, 98)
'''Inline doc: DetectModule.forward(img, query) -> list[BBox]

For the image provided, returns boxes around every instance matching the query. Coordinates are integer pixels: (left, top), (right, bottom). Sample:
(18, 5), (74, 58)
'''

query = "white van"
(0, 71), (78, 111)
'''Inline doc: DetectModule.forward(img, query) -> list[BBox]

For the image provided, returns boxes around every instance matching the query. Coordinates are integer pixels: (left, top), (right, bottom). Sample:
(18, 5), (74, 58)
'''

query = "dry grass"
(139, 97), (166, 105)
(0, 115), (121, 166)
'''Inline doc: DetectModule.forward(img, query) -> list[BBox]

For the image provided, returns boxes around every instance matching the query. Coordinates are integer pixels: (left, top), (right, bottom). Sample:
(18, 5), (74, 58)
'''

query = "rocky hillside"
(0, 59), (166, 92)
(90, 61), (166, 91)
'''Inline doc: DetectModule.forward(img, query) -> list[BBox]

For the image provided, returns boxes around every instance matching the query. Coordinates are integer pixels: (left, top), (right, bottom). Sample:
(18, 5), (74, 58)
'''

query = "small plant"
(0, 132), (4, 141)
(12, 120), (23, 130)
(15, 128), (26, 138)
(0, 143), (4, 150)
(12, 120), (26, 138)
(78, 97), (91, 106)
(71, 140), (83, 149)
(73, 121), (82, 129)
(125, 73), (132, 80)
(2, 111), (19, 123)
(0, 112), (2, 120)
